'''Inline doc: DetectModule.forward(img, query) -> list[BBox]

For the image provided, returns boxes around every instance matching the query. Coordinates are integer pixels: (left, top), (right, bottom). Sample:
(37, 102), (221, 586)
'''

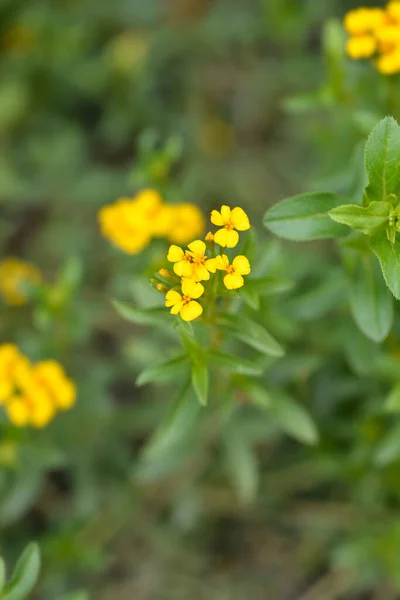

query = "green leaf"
(245, 276), (294, 297)
(364, 116), (400, 203)
(349, 254), (393, 342)
(207, 350), (264, 376)
(59, 593), (89, 600)
(385, 382), (400, 413)
(263, 192), (350, 241)
(218, 314), (284, 357)
(328, 201), (392, 234)
(136, 355), (189, 386)
(0, 558), (6, 596)
(375, 424), (400, 466)
(370, 232), (400, 299)
(269, 392), (319, 445)
(191, 361), (209, 406)
(239, 286), (259, 310)
(223, 426), (259, 504)
(245, 381), (272, 408)
(2, 543), (40, 600)
(143, 383), (201, 460)
(113, 300), (170, 327)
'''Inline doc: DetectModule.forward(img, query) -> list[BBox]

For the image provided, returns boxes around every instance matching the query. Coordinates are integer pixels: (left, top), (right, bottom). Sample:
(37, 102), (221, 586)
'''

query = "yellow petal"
(187, 240), (206, 256)
(215, 254), (229, 270)
(224, 273), (244, 290)
(226, 229), (239, 248)
(191, 265), (210, 281)
(0, 380), (12, 404)
(7, 397), (30, 427)
(232, 255), (251, 275)
(214, 228), (229, 247)
(167, 245), (184, 262)
(220, 205), (231, 221)
(180, 301), (203, 321)
(231, 207), (250, 231)
(173, 260), (193, 277)
(181, 278), (204, 299)
(56, 380), (77, 410)
(165, 290), (182, 308)
(170, 301), (184, 315)
(205, 258), (217, 273)
(210, 210), (224, 226)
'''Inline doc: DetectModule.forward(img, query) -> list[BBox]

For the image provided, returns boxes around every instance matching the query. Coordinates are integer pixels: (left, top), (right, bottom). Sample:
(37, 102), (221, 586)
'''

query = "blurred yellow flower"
(0, 344), (76, 428)
(167, 204), (205, 245)
(211, 206), (250, 248)
(215, 254), (251, 290)
(344, 2), (400, 74)
(0, 258), (41, 305)
(165, 278), (204, 321)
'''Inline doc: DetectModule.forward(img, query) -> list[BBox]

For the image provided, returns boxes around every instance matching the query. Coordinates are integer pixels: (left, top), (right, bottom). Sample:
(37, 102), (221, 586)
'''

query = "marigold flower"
(167, 203), (205, 245)
(215, 254), (251, 290)
(205, 231), (214, 243)
(344, 8), (387, 36)
(210, 205), (250, 248)
(167, 245), (194, 277)
(0, 258), (41, 305)
(167, 240), (216, 281)
(346, 35), (377, 58)
(165, 278), (204, 321)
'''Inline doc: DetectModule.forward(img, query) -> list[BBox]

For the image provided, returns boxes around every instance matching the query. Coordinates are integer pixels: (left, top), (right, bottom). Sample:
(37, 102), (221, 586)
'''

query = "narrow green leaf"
(263, 192), (350, 241)
(143, 383), (200, 459)
(207, 350), (264, 376)
(349, 254), (393, 342)
(328, 201), (391, 234)
(113, 300), (170, 327)
(2, 543), (40, 600)
(385, 382), (400, 413)
(245, 381), (272, 408)
(223, 427), (259, 504)
(364, 116), (400, 203)
(245, 276), (294, 297)
(136, 355), (189, 386)
(239, 286), (259, 310)
(269, 393), (319, 445)
(218, 314), (284, 357)
(191, 361), (209, 406)
(0, 558), (6, 596)
(370, 232), (400, 299)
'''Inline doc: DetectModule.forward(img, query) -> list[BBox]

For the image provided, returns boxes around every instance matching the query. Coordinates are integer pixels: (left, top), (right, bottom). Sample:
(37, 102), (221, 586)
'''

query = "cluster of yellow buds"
(158, 205), (251, 322)
(344, 2), (400, 74)
(0, 344), (76, 428)
(98, 188), (205, 254)
(0, 258), (41, 306)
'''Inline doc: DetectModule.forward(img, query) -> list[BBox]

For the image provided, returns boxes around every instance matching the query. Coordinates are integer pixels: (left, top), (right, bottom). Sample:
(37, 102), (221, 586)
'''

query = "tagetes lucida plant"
(0, 344), (76, 428)
(161, 205), (251, 322)
(344, 2), (400, 74)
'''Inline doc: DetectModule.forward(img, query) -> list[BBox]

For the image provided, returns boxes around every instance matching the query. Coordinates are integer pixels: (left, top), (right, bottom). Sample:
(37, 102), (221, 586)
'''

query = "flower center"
(184, 253), (193, 263)
(226, 265), (235, 274)
(224, 220), (234, 231)
(182, 295), (191, 304)
(194, 255), (205, 265)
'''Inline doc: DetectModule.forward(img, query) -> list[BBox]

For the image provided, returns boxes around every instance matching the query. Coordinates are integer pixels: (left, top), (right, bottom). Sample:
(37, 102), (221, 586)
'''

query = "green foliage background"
(2, 0), (400, 598)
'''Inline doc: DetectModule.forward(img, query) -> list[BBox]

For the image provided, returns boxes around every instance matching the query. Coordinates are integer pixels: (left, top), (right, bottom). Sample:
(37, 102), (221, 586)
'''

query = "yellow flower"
(210, 205), (250, 248)
(205, 231), (214, 243)
(7, 396), (30, 427)
(167, 203), (205, 245)
(387, 1), (400, 23)
(98, 198), (152, 254)
(167, 240), (216, 281)
(33, 360), (77, 410)
(165, 278), (204, 321)
(343, 8), (387, 36)
(346, 35), (377, 58)
(376, 46), (400, 73)
(215, 254), (251, 290)
(0, 258), (41, 305)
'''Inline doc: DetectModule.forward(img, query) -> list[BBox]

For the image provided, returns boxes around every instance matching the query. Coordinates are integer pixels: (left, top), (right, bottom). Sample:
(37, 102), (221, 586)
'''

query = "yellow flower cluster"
(0, 344), (76, 428)
(0, 258), (41, 306)
(162, 205), (251, 322)
(99, 188), (205, 254)
(344, 2), (400, 74)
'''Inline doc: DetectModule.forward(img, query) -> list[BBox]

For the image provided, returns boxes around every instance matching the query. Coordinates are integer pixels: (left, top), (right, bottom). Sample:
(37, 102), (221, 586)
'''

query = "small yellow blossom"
(167, 203), (205, 245)
(387, 1), (400, 22)
(346, 35), (377, 58)
(215, 254), (251, 290)
(167, 240), (216, 281)
(205, 231), (214, 243)
(165, 278), (204, 321)
(376, 46), (400, 72)
(0, 345), (76, 428)
(344, 8), (387, 36)
(210, 206), (250, 248)
(0, 258), (41, 305)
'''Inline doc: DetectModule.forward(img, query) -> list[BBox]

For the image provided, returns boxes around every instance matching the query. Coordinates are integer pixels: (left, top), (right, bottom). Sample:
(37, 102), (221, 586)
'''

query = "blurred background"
(2, 0), (400, 598)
